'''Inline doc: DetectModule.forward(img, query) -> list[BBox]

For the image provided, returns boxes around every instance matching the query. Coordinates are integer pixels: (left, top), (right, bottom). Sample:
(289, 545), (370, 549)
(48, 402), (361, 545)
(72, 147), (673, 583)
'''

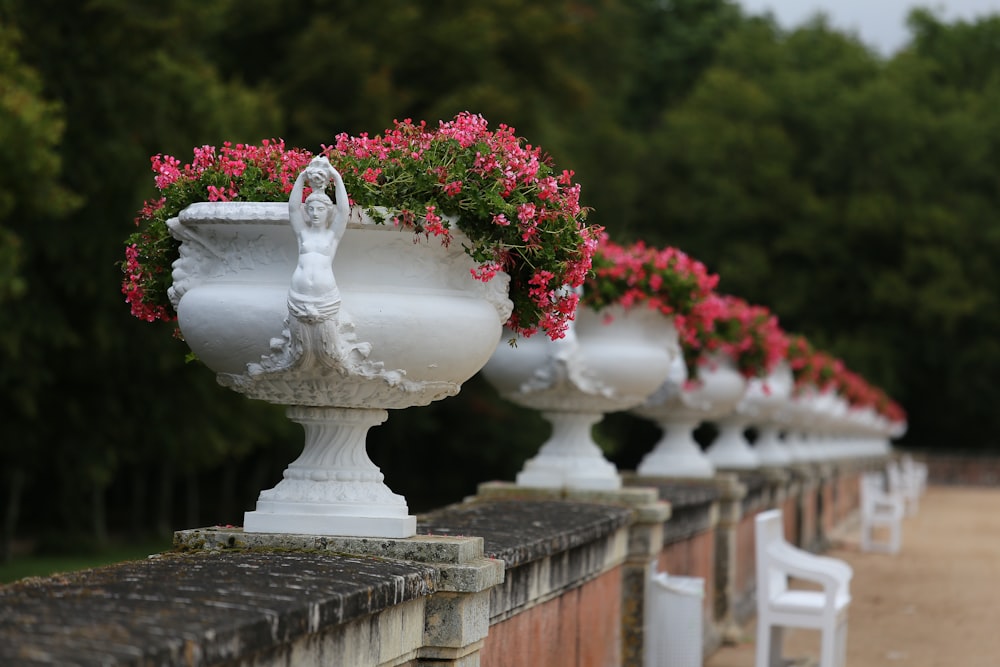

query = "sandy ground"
(705, 485), (1000, 667)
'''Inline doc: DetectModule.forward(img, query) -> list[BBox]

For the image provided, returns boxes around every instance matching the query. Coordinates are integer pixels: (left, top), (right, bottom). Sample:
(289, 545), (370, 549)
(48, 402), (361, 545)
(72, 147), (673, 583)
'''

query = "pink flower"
(151, 155), (182, 190)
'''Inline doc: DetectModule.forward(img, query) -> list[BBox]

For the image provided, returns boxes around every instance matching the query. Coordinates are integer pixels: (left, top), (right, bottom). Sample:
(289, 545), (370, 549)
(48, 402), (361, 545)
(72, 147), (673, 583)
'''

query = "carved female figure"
(287, 156), (350, 323)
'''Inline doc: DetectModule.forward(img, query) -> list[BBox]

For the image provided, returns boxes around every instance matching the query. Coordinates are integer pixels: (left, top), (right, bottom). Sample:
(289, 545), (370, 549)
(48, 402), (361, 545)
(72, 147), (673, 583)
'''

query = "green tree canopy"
(0, 0), (998, 551)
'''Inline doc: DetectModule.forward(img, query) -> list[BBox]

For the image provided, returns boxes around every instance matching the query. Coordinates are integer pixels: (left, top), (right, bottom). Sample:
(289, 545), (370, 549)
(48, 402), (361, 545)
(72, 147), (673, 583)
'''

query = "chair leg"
(755, 620), (770, 667)
(820, 624), (838, 667)
(837, 618), (849, 667)
(756, 622), (786, 667)
(769, 626), (785, 667)
(889, 521), (901, 554)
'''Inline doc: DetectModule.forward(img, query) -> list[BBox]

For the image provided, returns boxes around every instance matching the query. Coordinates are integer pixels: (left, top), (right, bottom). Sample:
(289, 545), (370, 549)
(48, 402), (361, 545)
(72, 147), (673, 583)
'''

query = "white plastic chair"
(887, 460), (920, 516)
(755, 509), (853, 667)
(859, 472), (904, 554)
(901, 454), (928, 496)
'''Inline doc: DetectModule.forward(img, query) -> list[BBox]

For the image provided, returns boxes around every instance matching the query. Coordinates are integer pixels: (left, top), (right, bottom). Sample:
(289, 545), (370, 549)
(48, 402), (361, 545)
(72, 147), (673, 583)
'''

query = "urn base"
(514, 411), (623, 491)
(243, 510), (417, 538)
(241, 406), (418, 538)
(516, 462), (622, 491)
(635, 419), (716, 479)
(706, 419), (761, 470)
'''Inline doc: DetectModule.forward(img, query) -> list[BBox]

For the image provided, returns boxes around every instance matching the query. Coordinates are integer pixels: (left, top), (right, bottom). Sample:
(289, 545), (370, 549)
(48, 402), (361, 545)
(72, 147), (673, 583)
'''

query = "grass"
(0, 538), (173, 584)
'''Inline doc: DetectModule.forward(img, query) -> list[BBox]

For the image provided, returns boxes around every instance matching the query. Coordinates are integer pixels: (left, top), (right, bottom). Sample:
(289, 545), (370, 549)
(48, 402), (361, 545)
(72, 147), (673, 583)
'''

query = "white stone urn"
(706, 361), (794, 470)
(778, 387), (829, 464)
(845, 406), (899, 458)
(168, 168), (511, 538)
(632, 353), (747, 478)
(817, 393), (851, 461)
(481, 304), (677, 490)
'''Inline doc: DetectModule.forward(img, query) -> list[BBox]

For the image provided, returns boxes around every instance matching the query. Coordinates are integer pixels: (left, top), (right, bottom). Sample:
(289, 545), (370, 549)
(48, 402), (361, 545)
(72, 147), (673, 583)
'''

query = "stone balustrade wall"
(0, 458), (879, 667)
(916, 452), (1000, 487)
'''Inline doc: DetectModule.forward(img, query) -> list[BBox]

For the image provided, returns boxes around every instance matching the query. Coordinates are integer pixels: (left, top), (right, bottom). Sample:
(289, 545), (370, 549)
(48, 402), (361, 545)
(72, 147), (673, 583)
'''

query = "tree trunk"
(2, 468), (26, 564)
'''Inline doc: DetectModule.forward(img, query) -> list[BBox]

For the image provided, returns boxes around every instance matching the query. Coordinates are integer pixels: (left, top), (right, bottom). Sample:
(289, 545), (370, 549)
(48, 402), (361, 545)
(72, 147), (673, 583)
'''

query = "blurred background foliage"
(0, 0), (997, 561)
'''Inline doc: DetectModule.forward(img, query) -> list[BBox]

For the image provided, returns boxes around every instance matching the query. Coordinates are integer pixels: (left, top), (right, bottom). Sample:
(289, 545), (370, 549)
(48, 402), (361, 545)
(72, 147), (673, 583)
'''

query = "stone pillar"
(711, 473), (747, 644)
(418, 550), (504, 667)
(790, 463), (821, 551)
(618, 490), (672, 667)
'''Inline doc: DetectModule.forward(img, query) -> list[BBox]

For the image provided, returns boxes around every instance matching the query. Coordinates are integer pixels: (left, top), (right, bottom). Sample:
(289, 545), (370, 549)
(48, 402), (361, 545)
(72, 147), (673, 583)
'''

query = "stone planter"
(169, 198), (511, 537)
(482, 304), (677, 490)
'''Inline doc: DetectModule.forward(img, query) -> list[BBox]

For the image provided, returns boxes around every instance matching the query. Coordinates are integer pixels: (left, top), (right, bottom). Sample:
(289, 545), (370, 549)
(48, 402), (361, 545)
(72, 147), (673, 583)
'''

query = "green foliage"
(1, 0), (999, 550)
(640, 8), (1000, 449)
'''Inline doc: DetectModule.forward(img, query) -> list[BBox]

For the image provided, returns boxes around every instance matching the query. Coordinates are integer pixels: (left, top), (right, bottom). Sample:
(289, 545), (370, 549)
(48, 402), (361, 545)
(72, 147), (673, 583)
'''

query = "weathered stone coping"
(174, 529), (502, 594)
(621, 474), (722, 545)
(420, 496), (634, 625)
(0, 549), (435, 666)
(419, 498), (633, 568)
(731, 471), (771, 513)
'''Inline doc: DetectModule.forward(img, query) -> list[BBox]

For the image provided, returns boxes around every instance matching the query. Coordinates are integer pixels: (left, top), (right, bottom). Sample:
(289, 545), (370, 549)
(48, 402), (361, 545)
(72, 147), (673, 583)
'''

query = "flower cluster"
(681, 294), (789, 379)
(323, 112), (600, 339)
(122, 113), (601, 340)
(580, 235), (718, 324)
(785, 333), (906, 423)
(787, 340), (845, 392)
(122, 140), (314, 323)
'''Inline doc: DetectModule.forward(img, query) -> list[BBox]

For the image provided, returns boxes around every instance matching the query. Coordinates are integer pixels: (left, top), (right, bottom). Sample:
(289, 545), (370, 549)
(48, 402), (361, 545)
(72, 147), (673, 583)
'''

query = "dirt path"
(705, 485), (1000, 667)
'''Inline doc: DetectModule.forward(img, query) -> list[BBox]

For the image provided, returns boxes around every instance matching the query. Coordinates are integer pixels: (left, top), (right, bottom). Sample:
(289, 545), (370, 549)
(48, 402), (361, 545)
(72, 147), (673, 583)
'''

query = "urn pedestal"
(777, 388), (831, 465)
(633, 354), (746, 479)
(169, 201), (512, 537)
(482, 305), (677, 490)
(706, 361), (794, 470)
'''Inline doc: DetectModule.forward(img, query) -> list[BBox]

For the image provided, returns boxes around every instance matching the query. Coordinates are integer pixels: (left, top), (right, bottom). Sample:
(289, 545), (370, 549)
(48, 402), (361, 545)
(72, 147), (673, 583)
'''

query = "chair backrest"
(862, 470), (885, 489)
(886, 461), (904, 491)
(755, 509), (788, 602)
(860, 472), (883, 509)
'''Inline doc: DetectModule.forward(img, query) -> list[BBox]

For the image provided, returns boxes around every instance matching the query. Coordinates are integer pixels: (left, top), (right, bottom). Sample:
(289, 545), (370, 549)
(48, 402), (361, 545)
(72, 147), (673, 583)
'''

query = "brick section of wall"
(780, 494), (799, 547)
(480, 565), (622, 667)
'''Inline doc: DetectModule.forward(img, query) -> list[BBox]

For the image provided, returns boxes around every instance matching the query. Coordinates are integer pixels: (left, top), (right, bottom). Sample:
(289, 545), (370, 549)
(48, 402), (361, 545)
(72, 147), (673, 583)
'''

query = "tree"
(0, 19), (81, 561)
(637, 11), (1000, 452)
(0, 0), (293, 544)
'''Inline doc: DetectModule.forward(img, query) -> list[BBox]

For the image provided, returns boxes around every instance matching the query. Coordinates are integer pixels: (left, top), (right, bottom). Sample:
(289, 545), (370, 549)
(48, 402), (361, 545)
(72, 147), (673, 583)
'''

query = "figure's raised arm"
(288, 169), (308, 234)
(331, 168), (350, 240)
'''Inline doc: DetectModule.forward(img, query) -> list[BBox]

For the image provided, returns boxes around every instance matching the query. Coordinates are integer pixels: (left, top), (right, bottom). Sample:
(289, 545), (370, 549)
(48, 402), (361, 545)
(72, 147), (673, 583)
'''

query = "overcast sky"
(737, 0), (1000, 55)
